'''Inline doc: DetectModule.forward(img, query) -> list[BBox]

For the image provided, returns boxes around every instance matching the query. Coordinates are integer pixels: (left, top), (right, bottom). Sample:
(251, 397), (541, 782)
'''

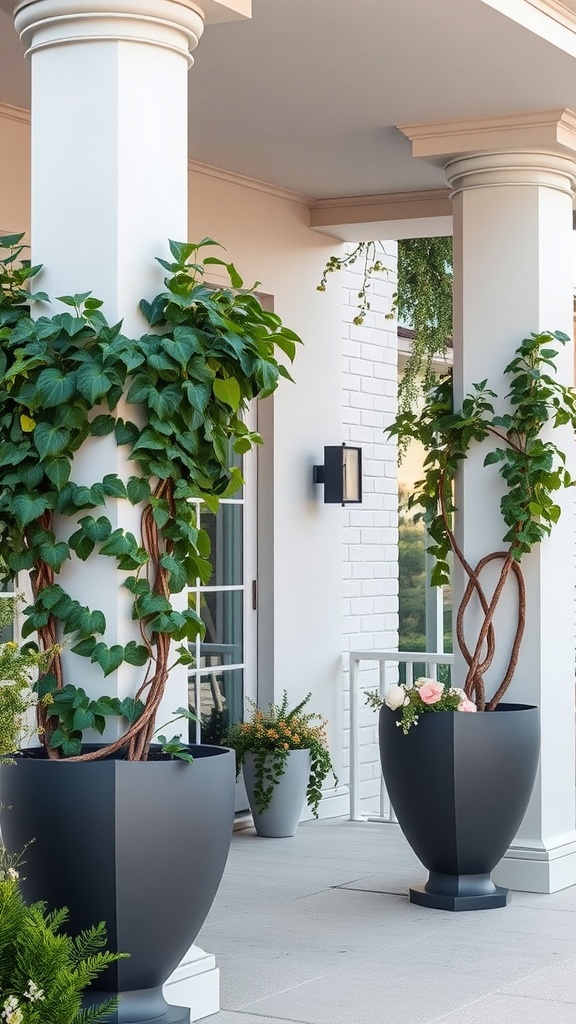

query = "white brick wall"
(341, 243), (399, 815)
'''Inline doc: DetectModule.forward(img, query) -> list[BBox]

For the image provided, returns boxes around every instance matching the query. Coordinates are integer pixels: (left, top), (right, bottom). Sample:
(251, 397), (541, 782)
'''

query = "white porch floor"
(197, 817), (576, 1024)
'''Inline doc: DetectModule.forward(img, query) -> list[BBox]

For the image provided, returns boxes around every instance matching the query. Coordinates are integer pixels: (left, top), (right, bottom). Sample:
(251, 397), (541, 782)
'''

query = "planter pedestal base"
(93, 989), (189, 1024)
(410, 872), (510, 912)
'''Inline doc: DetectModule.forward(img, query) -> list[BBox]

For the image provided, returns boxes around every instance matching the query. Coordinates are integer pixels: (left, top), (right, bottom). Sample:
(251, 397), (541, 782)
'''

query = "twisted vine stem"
(0, 233), (300, 760)
(388, 331), (576, 709)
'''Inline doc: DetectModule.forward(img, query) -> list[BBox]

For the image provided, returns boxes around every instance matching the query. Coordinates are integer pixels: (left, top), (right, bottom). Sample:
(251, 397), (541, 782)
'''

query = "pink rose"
(417, 680), (444, 705)
(458, 697), (477, 713)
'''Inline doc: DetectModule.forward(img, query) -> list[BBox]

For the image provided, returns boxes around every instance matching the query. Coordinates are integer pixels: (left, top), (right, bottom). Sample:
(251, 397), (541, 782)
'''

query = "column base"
(163, 946), (220, 1022)
(492, 837), (576, 893)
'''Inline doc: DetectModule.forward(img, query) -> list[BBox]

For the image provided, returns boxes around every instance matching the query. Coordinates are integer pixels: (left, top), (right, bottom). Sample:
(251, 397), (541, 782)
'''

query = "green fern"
(0, 845), (127, 1024)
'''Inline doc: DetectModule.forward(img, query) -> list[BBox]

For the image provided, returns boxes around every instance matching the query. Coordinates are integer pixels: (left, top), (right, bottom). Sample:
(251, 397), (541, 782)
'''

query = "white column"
(13, 0), (248, 723)
(398, 113), (576, 892)
(14, 0), (249, 1014)
(447, 150), (576, 893)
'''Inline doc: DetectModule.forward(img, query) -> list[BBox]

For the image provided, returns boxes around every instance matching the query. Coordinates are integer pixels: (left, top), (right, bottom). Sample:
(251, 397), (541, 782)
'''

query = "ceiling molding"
(0, 101), (30, 126)
(187, 158), (312, 206)
(522, 0), (576, 31)
(399, 108), (576, 159)
(310, 188), (452, 230)
(193, 0), (251, 24)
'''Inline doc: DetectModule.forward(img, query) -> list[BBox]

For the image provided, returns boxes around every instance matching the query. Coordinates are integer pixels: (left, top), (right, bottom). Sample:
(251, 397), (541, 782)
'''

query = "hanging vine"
(318, 236), (453, 420)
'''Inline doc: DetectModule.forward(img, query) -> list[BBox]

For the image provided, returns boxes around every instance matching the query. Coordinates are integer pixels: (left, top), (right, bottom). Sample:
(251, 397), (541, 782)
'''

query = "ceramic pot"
(243, 748), (311, 837)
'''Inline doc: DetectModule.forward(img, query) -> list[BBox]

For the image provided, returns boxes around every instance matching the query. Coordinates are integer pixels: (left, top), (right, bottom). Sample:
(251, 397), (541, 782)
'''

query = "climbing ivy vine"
(318, 236), (453, 420)
(0, 233), (300, 760)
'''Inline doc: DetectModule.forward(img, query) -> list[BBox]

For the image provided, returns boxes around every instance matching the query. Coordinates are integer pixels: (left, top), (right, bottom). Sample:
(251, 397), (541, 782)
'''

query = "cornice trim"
(523, 0), (576, 31)
(0, 102), (31, 126)
(399, 108), (576, 159)
(310, 188), (452, 228)
(187, 158), (312, 206)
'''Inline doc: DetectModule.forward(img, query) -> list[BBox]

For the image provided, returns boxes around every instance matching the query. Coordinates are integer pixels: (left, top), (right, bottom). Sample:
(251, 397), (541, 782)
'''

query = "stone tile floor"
(196, 818), (576, 1024)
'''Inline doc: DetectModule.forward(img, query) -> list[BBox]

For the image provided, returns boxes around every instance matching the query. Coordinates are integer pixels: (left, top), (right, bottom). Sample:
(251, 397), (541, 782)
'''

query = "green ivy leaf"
(91, 643), (125, 676)
(12, 493), (51, 527)
(71, 636), (97, 657)
(38, 541), (70, 571)
(79, 515), (112, 543)
(78, 609), (106, 635)
(122, 642), (150, 668)
(68, 528), (95, 561)
(126, 476), (151, 504)
(35, 367), (77, 408)
(90, 414), (116, 437)
(45, 458), (71, 489)
(76, 364), (112, 403)
(102, 474), (127, 499)
(119, 695), (146, 721)
(33, 422), (72, 460)
(100, 529), (138, 557)
(160, 554), (187, 593)
(115, 419), (140, 446)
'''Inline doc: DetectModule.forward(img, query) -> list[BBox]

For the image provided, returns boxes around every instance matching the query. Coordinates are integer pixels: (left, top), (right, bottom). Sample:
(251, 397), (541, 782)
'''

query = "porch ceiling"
(3, 0), (576, 200)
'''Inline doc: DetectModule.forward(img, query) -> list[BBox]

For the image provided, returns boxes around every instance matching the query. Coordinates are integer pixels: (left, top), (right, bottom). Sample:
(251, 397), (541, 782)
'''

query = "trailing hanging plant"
(224, 692), (336, 817)
(387, 330), (576, 711)
(0, 845), (126, 1024)
(318, 237), (453, 420)
(0, 233), (300, 761)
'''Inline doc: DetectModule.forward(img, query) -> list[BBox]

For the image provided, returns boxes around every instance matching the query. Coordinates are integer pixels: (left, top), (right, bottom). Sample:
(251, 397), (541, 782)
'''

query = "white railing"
(349, 650), (454, 822)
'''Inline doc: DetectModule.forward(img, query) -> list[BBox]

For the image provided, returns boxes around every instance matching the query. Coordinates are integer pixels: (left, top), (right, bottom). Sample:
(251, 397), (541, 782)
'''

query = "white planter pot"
(243, 749), (311, 837)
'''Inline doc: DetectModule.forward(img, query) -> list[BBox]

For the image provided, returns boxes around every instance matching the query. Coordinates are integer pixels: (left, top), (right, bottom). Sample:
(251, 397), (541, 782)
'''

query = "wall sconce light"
(313, 444), (363, 505)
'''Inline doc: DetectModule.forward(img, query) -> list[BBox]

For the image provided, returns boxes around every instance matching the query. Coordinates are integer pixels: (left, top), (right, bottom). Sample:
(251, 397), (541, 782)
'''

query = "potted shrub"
(225, 692), (336, 837)
(369, 331), (576, 911)
(0, 233), (300, 1015)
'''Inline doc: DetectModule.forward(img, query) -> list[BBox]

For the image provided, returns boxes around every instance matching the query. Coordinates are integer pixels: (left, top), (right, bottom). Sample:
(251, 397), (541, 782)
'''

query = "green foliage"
(224, 692), (336, 817)
(318, 237), (453, 427)
(389, 331), (576, 578)
(0, 845), (126, 1024)
(0, 233), (300, 758)
(388, 331), (576, 706)
(366, 679), (464, 734)
(0, 598), (60, 757)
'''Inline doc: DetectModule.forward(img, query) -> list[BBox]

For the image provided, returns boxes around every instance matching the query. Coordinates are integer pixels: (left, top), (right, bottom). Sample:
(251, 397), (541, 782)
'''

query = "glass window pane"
(188, 668), (244, 745)
(201, 504), (243, 587)
(199, 589), (243, 666)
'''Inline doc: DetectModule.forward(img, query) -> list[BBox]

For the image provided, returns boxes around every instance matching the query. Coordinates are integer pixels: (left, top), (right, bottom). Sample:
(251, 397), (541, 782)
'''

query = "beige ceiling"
(3, 0), (576, 199)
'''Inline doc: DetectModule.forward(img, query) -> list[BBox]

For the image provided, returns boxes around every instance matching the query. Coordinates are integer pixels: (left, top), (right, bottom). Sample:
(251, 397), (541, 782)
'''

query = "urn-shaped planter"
(0, 744), (235, 1024)
(243, 748), (311, 837)
(380, 703), (539, 911)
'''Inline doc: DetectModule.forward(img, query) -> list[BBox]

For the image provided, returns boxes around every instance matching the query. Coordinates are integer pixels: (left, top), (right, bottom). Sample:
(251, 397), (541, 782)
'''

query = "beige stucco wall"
(0, 110), (30, 234)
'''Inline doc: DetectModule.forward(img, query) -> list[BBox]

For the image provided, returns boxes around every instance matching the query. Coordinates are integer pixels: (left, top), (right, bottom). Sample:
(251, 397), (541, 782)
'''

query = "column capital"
(398, 108), (576, 160)
(445, 149), (576, 200)
(14, 0), (207, 64)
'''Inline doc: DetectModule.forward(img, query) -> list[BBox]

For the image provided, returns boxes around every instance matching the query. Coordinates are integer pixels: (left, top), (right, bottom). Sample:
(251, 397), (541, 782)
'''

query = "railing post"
(349, 653), (362, 821)
(349, 650), (454, 824)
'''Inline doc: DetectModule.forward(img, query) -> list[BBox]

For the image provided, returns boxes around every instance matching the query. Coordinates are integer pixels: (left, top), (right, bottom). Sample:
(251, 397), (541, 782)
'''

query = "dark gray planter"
(379, 704), (540, 911)
(0, 744), (235, 1024)
(243, 749), (310, 837)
